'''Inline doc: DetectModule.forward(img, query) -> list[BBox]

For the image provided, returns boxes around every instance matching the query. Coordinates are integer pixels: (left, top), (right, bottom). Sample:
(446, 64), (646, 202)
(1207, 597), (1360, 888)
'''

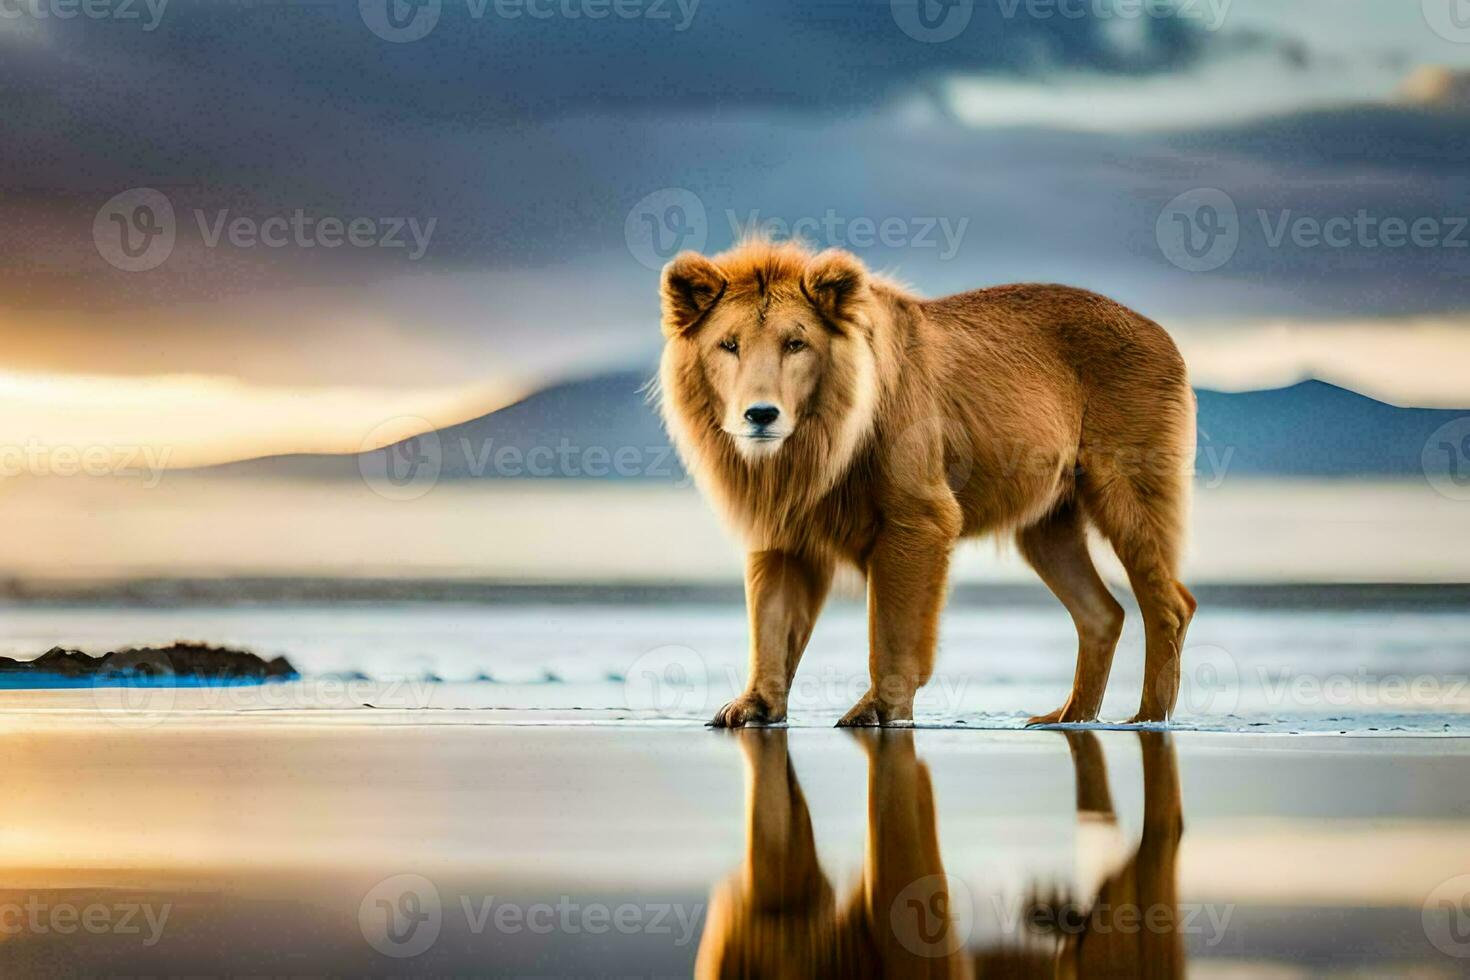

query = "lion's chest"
(713, 473), (878, 565)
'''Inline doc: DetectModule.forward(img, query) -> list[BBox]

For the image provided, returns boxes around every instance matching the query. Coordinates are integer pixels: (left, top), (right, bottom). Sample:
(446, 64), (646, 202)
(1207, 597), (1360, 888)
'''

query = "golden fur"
(659, 239), (1197, 726)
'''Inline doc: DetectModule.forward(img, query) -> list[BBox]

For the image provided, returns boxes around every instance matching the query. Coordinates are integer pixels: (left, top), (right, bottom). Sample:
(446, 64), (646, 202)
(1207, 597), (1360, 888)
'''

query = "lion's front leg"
(839, 515), (957, 727)
(710, 550), (832, 728)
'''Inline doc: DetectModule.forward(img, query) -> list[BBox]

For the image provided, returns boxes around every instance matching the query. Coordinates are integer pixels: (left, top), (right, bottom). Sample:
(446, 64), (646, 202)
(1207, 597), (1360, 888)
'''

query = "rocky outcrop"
(0, 642), (296, 681)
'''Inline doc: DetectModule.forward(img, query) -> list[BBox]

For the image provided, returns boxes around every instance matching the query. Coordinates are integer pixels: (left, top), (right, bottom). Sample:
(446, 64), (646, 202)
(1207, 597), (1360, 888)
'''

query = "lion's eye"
(719, 338), (739, 355)
(784, 338), (807, 354)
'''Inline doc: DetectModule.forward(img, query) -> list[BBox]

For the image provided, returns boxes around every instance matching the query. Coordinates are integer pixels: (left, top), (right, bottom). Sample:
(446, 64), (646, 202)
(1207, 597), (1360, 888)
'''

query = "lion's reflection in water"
(696, 730), (1185, 980)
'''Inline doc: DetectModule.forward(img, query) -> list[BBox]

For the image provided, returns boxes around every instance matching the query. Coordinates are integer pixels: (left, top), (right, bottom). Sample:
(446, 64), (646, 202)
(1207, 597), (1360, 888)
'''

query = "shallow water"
(1, 601), (1468, 975)
(0, 725), (1467, 976)
(0, 599), (1467, 734)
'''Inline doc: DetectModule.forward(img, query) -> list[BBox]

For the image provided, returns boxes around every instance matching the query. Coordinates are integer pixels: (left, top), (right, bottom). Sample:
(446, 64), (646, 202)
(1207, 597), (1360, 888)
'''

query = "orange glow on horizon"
(0, 370), (517, 471)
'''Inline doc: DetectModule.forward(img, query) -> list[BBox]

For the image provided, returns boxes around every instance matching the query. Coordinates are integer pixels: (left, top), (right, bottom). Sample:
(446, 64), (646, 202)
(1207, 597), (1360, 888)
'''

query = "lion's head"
(658, 240), (880, 474)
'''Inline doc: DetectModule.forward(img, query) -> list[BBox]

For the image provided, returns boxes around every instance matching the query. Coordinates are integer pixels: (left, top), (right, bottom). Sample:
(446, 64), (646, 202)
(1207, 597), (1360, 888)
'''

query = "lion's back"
(926, 284), (1184, 383)
(907, 283), (1193, 532)
(921, 283), (1190, 428)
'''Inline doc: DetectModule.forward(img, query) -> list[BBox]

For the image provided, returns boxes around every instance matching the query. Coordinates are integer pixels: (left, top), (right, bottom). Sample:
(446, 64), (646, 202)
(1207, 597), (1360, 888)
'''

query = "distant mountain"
(413, 369), (675, 480)
(199, 370), (680, 482)
(199, 371), (1464, 483)
(1195, 381), (1461, 477)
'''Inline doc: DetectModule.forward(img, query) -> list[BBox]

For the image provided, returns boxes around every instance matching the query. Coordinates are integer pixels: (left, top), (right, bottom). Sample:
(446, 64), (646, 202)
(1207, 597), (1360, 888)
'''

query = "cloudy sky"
(3, 0), (1470, 464)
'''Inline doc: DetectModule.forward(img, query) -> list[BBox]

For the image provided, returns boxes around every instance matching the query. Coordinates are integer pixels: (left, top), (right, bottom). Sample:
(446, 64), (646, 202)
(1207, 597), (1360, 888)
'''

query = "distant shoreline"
(2, 577), (1466, 611)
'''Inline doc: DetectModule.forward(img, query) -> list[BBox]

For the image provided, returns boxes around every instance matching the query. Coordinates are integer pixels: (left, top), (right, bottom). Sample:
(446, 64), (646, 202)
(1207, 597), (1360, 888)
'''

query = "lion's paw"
(708, 691), (784, 729)
(836, 692), (912, 728)
(1026, 702), (1098, 727)
(1125, 708), (1169, 726)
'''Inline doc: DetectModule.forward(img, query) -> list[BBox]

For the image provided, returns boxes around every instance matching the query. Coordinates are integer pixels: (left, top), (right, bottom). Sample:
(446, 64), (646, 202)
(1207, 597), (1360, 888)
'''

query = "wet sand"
(0, 720), (1467, 976)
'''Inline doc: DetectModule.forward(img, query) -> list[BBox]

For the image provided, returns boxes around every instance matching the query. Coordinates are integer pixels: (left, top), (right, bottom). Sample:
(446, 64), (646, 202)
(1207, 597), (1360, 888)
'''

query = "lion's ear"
(661, 252), (727, 338)
(801, 249), (868, 327)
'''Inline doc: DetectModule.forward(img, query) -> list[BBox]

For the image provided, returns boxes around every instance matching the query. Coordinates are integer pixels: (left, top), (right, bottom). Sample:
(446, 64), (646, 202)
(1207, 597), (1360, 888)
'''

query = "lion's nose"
(744, 404), (780, 427)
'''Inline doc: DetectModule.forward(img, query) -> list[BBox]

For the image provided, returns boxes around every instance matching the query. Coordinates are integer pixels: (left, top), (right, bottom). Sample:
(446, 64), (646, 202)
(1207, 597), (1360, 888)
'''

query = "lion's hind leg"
(1019, 501), (1126, 725)
(1081, 446), (1196, 724)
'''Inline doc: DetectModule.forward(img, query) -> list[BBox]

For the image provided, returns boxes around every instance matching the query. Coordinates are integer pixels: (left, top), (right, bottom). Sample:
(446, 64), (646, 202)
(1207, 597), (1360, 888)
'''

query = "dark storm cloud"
(5, 0), (1211, 127)
(2, 0), (1469, 389)
(0, 0), (1222, 209)
(0, 0), (1228, 311)
(12, 99), (1470, 316)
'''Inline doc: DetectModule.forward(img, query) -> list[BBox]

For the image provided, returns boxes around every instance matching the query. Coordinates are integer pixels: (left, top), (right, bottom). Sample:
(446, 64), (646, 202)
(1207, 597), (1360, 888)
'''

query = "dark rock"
(0, 643), (297, 681)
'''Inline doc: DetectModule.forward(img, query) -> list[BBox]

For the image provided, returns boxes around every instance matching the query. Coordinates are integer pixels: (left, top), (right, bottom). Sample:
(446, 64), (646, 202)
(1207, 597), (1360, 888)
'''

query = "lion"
(658, 239), (1197, 727)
